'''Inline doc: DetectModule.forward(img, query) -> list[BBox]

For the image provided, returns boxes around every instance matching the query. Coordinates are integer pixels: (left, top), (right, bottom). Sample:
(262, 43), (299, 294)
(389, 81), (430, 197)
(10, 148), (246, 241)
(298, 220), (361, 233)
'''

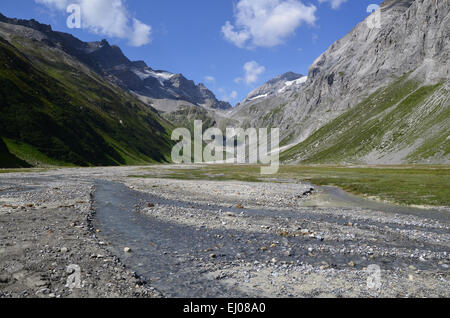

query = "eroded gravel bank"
(0, 166), (449, 298)
(0, 168), (160, 298)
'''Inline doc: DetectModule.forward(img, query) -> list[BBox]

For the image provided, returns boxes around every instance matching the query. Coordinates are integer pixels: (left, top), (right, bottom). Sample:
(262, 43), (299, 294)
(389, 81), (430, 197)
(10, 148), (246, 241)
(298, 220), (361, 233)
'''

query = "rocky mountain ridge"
(237, 72), (306, 106)
(232, 0), (449, 164)
(0, 13), (231, 110)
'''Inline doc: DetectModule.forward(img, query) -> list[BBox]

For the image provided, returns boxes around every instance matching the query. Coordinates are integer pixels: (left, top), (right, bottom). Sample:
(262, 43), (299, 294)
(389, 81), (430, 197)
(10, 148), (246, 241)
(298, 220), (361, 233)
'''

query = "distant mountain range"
(0, 13), (231, 111)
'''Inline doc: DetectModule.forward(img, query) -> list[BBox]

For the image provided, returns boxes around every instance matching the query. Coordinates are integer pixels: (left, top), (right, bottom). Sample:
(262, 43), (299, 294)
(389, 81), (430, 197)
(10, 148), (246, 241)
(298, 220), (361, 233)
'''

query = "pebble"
(35, 288), (50, 296)
(284, 250), (292, 257)
(0, 274), (11, 284)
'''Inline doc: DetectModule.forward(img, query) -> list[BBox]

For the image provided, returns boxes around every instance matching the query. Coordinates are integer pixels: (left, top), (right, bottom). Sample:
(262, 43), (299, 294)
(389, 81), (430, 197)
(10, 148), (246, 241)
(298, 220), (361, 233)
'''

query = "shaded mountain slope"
(0, 30), (173, 167)
(0, 137), (31, 168)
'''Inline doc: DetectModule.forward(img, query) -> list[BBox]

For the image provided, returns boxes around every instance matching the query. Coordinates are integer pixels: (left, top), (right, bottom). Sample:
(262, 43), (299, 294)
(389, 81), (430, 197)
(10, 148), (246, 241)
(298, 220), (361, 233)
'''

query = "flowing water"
(93, 180), (449, 297)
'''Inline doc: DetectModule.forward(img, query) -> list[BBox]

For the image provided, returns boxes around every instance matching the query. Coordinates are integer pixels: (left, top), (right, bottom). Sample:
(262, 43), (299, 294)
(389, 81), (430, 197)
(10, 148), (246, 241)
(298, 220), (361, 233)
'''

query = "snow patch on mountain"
(133, 69), (175, 86)
(248, 93), (268, 101)
(278, 76), (308, 93)
(237, 72), (306, 106)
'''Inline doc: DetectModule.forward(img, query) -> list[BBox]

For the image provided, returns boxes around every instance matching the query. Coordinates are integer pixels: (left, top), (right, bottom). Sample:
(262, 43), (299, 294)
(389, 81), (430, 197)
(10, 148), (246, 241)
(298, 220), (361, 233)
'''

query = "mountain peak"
(100, 39), (110, 47)
(239, 71), (306, 105)
(267, 72), (303, 85)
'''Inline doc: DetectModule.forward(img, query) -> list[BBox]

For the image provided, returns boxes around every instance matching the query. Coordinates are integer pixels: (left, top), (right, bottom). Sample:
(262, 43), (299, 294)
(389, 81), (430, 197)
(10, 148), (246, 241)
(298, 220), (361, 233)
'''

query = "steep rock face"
(229, 0), (448, 163)
(0, 13), (231, 110)
(276, 0), (450, 163)
(278, 0), (449, 144)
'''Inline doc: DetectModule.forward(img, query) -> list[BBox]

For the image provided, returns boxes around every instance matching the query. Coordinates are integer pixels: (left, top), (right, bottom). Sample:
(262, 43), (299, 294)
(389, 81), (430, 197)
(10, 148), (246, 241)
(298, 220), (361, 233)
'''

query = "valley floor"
(0, 165), (449, 298)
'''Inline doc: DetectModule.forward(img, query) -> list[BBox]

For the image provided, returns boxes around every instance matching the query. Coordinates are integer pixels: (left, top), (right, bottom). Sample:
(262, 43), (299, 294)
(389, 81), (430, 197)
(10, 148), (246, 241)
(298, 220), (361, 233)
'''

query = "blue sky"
(0, 0), (382, 105)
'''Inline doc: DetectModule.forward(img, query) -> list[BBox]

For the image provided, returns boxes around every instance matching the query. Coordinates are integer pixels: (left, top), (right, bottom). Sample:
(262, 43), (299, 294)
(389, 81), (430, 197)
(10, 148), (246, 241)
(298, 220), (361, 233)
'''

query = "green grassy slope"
(280, 76), (449, 164)
(0, 36), (174, 167)
(0, 137), (31, 168)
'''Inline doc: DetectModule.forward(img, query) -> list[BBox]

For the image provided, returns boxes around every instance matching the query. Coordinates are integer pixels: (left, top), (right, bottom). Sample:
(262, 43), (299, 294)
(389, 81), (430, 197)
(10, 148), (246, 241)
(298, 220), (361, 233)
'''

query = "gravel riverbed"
(0, 166), (449, 298)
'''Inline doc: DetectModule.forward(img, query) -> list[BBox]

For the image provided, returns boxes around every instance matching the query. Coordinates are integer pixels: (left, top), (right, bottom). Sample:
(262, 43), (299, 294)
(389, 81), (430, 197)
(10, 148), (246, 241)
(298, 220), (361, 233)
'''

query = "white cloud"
(222, 21), (250, 48)
(130, 18), (152, 47)
(35, 0), (152, 47)
(243, 61), (265, 85)
(204, 76), (216, 84)
(221, 90), (239, 102)
(221, 0), (317, 48)
(318, 0), (348, 10)
(36, 0), (68, 10)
